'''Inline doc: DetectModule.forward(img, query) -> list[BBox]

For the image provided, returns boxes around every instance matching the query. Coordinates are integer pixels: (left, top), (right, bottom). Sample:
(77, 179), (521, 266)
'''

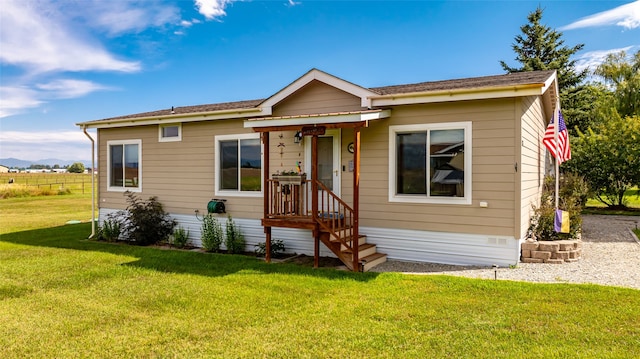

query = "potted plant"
(273, 170), (306, 185)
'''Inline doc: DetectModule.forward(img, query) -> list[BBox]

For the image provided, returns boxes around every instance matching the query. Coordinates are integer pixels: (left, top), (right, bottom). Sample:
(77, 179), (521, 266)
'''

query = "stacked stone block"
(521, 240), (582, 263)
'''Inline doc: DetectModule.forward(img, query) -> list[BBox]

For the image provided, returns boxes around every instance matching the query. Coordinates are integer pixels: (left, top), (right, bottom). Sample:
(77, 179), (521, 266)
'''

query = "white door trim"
(304, 129), (341, 197)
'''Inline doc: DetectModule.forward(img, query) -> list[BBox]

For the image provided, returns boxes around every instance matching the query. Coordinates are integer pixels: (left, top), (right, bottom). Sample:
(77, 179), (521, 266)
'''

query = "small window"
(215, 133), (262, 196)
(159, 123), (181, 142)
(389, 122), (471, 204)
(107, 139), (141, 192)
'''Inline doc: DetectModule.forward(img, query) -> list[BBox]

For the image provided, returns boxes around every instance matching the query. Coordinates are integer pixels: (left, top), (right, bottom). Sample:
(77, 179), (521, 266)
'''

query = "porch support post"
(311, 135), (319, 268)
(262, 132), (271, 263)
(352, 128), (361, 272)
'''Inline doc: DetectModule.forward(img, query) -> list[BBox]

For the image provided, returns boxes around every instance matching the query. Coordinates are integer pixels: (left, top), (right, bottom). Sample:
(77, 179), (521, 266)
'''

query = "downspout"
(82, 126), (96, 239)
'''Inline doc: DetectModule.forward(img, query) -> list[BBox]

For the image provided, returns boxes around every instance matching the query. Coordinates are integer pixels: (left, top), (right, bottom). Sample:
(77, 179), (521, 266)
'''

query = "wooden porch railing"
(265, 177), (359, 270)
(265, 179), (311, 219)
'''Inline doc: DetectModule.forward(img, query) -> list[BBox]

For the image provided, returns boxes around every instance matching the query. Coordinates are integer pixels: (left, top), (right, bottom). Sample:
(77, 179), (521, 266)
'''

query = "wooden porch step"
(342, 243), (377, 259)
(360, 252), (387, 272)
(330, 233), (366, 243)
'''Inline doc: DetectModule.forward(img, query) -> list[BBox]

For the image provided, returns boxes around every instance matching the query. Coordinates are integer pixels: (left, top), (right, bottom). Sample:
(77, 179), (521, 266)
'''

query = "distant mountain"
(0, 158), (92, 168)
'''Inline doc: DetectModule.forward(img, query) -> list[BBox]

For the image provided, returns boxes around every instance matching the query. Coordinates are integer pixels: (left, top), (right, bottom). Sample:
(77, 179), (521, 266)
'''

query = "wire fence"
(0, 173), (95, 194)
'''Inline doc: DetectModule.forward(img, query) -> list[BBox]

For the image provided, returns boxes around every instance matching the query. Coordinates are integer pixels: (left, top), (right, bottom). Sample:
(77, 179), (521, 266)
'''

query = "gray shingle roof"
(85, 70), (555, 123)
(369, 70), (556, 95)
(97, 99), (265, 121)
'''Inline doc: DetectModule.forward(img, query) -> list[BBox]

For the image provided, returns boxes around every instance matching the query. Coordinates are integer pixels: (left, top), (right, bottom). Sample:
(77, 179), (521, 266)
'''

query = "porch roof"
(244, 109), (391, 130)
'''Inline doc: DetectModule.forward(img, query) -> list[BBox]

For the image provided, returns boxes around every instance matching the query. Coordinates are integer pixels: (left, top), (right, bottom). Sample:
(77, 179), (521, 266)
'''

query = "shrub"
(528, 175), (584, 241)
(201, 214), (223, 252)
(254, 239), (286, 257)
(119, 191), (177, 246)
(101, 216), (121, 242)
(171, 227), (190, 248)
(224, 215), (245, 254)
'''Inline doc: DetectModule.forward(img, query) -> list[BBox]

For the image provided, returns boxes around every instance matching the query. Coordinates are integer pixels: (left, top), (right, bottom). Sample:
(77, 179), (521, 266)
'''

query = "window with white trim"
(108, 140), (141, 192)
(215, 133), (262, 196)
(389, 122), (471, 204)
(159, 123), (181, 142)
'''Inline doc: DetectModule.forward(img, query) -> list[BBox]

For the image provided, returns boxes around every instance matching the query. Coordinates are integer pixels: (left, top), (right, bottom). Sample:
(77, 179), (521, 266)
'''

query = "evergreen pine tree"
(500, 7), (586, 93)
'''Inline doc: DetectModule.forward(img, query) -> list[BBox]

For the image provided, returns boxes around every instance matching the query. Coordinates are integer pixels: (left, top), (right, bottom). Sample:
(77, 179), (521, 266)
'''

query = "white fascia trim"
(78, 107), (268, 129)
(370, 85), (544, 107)
(244, 110), (390, 129)
(260, 69), (378, 109)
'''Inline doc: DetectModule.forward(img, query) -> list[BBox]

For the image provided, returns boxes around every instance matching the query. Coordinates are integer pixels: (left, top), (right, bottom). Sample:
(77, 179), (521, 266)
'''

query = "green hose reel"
(207, 199), (226, 214)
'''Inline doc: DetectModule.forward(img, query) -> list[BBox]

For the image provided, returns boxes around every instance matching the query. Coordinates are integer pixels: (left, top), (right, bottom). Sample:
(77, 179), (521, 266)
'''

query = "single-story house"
(77, 68), (558, 271)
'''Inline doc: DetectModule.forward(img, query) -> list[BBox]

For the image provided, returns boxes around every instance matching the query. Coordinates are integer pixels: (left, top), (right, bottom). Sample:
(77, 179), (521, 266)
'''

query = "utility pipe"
(82, 126), (96, 239)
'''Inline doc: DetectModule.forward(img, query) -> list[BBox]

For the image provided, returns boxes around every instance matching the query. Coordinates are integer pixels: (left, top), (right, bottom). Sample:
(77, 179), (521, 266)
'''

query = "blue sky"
(1, 0), (639, 162)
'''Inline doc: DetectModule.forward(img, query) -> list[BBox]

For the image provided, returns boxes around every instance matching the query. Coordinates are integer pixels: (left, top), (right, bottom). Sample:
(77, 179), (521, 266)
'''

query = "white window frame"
(389, 122), (472, 205)
(159, 123), (182, 142)
(107, 139), (142, 193)
(214, 133), (263, 197)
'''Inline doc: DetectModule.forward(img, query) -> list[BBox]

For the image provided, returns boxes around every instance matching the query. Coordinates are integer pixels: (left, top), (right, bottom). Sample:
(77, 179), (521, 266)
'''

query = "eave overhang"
(369, 82), (552, 107)
(244, 109), (391, 130)
(77, 106), (269, 129)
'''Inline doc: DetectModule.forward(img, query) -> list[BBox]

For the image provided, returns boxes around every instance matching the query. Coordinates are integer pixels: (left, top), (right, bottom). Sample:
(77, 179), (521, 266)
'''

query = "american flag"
(543, 111), (571, 164)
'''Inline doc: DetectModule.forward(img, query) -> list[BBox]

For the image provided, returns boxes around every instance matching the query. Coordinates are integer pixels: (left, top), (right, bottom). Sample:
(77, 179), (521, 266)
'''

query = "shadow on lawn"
(0, 223), (379, 282)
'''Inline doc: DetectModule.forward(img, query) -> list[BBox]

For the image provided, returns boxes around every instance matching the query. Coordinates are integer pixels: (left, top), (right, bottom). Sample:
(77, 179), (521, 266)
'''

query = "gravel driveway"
(371, 215), (640, 290)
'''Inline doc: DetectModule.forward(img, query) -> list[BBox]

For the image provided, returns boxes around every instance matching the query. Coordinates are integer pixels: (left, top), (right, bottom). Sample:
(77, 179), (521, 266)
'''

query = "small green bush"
(101, 217), (121, 242)
(118, 191), (177, 246)
(254, 239), (286, 257)
(201, 214), (223, 252)
(171, 227), (190, 248)
(528, 175), (585, 241)
(224, 215), (245, 254)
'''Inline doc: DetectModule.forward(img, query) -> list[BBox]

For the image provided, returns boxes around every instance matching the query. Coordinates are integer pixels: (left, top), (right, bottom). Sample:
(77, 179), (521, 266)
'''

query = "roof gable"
(260, 68), (378, 109)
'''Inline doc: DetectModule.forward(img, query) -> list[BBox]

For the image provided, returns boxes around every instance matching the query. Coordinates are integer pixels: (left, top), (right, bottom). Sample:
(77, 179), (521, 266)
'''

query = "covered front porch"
(245, 110), (389, 271)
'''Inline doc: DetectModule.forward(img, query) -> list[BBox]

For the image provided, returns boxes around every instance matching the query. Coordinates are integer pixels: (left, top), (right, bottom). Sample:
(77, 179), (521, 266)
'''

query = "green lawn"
(586, 187), (640, 209)
(1, 195), (639, 357)
(0, 193), (94, 233)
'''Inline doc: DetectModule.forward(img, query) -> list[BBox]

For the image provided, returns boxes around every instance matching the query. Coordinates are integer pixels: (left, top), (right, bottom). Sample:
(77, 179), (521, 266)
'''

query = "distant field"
(0, 173), (95, 197)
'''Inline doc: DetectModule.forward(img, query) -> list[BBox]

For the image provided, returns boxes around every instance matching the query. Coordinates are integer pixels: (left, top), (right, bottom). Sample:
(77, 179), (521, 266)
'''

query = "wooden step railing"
(314, 180), (359, 271)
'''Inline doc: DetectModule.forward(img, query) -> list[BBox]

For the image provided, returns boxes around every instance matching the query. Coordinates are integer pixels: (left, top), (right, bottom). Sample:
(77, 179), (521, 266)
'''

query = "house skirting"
(98, 209), (520, 266)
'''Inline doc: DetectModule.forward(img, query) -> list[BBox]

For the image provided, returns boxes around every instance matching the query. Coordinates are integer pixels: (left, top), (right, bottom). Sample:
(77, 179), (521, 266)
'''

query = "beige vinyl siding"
(98, 119), (263, 219)
(518, 96), (546, 238)
(272, 80), (364, 117)
(357, 99), (518, 237)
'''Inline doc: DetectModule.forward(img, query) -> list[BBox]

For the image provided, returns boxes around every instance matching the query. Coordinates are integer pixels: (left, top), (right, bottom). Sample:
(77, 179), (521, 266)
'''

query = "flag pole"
(554, 102), (560, 209)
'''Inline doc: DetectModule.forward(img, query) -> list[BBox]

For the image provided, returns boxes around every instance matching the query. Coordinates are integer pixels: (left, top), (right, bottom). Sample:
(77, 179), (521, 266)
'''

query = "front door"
(305, 129), (341, 197)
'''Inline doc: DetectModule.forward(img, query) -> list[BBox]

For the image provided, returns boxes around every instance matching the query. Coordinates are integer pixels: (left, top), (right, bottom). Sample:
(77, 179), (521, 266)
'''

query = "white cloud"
(84, 1), (180, 36)
(0, 0), (141, 74)
(35, 79), (111, 99)
(0, 130), (95, 161)
(561, 1), (640, 30)
(575, 46), (635, 72)
(0, 79), (111, 118)
(0, 0), (187, 118)
(0, 87), (43, 118)
(287, 0), (301, 7)
(195, 0), (235, 20)
(0, 130), (90, 144)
